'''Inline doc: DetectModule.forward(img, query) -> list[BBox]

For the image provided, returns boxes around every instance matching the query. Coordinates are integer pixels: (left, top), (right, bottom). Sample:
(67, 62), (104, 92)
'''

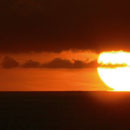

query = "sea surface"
(0, 91), (130, 130)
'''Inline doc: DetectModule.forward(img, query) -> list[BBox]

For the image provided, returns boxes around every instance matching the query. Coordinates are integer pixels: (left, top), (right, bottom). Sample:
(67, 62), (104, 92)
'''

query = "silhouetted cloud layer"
(0, 57), (98, 69)
(42, 59), (85, 69)
(42, 58), (98, 69)
(1, 56), (19, 68)
(22, 60), (41, 68)
(20, 58), (98, 69)
(98, 63), (128, 68)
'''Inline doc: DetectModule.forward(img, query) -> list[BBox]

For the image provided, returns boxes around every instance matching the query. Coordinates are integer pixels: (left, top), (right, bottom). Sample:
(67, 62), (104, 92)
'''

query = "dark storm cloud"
(22, 60), (41, 68)
(1, 56), (19, 68)
(0, 0), (130, 53)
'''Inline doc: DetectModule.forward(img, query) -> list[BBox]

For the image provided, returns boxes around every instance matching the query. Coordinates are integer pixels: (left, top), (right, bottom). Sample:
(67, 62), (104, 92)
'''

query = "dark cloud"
(42, 58), (97, 69)
(1, 56), (98, 69)
(84, 60), (98, 68)
(98, 63), (127, 68)
(42, 58), (74, 69)
(0, 0), (130, 53)
(1, 56), (19, 68)
(22, 60), (41, 68)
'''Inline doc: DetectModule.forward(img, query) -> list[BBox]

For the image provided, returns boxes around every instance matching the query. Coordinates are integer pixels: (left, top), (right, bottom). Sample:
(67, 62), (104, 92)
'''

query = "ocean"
(0, 91), (130, 130)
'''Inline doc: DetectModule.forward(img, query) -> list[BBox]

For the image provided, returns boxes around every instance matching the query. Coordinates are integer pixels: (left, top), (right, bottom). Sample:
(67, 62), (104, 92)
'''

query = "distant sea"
(0, 91), (130, 130)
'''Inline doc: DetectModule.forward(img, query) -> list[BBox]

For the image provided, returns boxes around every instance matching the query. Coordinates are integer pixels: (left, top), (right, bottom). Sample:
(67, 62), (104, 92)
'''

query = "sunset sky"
(0, 0), (130, 91)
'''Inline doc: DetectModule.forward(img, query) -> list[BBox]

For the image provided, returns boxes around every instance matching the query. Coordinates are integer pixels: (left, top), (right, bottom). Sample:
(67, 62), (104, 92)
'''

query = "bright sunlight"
(97, 51), (130, 91)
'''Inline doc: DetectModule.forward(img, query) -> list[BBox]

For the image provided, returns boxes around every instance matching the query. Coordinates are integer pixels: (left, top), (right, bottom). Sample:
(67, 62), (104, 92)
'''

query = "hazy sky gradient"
(0, 0), (130, 53)
(0, 68), (109, 91)
(0, 0), (129, 91)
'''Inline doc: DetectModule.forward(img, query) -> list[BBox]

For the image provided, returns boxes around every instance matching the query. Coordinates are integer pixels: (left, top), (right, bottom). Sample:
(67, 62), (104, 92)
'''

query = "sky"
(0, 0), (130, 91)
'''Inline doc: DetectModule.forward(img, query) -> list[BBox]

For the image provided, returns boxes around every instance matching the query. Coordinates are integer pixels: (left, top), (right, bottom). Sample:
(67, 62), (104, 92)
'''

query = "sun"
(97, 51), (130, 91)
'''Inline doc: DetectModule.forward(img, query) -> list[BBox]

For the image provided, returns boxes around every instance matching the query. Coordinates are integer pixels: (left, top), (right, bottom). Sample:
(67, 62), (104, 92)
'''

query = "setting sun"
(97, 51), (130, 91)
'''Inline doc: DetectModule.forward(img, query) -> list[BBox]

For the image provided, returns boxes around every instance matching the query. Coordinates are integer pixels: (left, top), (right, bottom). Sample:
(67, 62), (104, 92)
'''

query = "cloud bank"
(22, 60), (41, 68)
(1, 56), (19, 69)
(0, 56), (98, 69)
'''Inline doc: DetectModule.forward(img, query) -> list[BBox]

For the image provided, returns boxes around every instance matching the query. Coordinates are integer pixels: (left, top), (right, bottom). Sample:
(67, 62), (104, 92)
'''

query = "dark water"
(0, 91), (130, 130)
